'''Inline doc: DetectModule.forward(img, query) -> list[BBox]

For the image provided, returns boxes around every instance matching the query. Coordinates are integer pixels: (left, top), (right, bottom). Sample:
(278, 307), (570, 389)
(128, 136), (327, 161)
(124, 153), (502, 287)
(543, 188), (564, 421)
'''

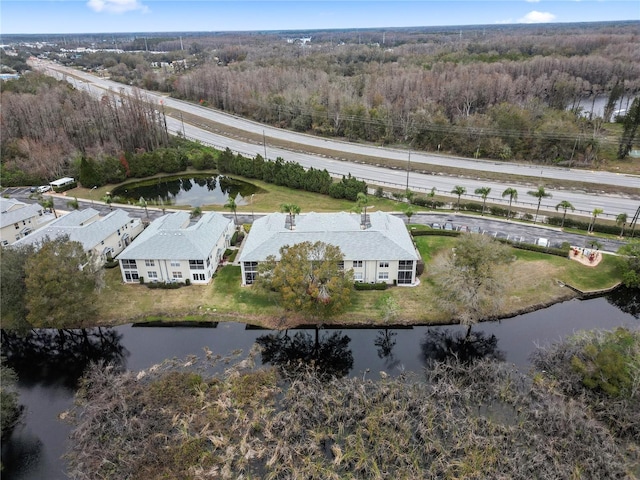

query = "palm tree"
(280, 203), (301, 230)
(527, 186), (552, 224)
(403, 204), (416, 224)
(405, 189), (415, 205)
(427, 187), (437, 209)
(555, 200), (575, 228)
(616, 212), (628, 237)
(66, 197), (80, 210)
(225, 195), (239, 226)
(40, 197), (58, 218)
(501, 187), (518, 220)
(138, 197), (149, 219)
(474, 187), (491, 216)
(589, 208), (604, 233)
(451, 185), (466, 211)
(102, 194), (113, 211)
(355, 192), (370, 216)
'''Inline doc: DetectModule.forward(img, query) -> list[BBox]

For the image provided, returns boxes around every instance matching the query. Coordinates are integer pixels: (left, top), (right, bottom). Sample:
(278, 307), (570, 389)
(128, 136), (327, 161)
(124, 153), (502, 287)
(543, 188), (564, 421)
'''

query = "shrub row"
(354, 282), (388, 290)
(412, 197), (446, 209)
(546, 216), (621, 235)
(411, 229), (461, 237)
(496, 238), (570, 257)
(217, 147), (367, 201)
(139, 278), (191, 288)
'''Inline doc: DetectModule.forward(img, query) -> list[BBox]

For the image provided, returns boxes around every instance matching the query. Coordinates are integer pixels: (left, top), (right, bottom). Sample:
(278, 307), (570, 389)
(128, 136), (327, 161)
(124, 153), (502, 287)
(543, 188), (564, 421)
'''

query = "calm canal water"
(2, 289), (638, 480)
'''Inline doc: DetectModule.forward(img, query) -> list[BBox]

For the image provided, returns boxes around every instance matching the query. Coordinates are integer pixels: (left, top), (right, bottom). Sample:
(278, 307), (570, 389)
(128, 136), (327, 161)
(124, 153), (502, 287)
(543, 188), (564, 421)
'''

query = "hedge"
(354, 282), (388, 291)
(496, 238), (570, 258)
(546, 216), (621, 235)
(411, 230), (461, 237)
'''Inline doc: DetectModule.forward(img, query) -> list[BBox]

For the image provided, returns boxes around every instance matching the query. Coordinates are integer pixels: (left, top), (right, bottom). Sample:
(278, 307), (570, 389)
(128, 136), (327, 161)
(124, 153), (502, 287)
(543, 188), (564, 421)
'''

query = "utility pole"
(405, 150), (411, 192)
(263, 130), (267, 159)
(180, 112), (186, 138)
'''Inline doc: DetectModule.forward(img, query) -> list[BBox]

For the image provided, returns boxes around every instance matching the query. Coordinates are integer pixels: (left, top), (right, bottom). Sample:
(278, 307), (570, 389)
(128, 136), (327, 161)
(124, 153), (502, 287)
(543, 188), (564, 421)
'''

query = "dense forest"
(0, 73), (170, 185)
(2, 22), (639, 185)
(45, 22), (640, 165)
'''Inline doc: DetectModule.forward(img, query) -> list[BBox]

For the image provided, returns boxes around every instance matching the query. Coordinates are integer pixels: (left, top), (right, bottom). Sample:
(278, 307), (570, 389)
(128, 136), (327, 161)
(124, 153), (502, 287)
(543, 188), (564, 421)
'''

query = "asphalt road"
(30, 60), (640, 219)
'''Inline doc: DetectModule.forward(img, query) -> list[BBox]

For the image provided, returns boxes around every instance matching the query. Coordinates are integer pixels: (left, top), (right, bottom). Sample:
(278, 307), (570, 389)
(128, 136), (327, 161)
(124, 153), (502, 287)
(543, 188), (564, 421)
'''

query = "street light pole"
(405, 150), (411, 192)
(180, 112), (186, 138)
(263, 130), (267, 159)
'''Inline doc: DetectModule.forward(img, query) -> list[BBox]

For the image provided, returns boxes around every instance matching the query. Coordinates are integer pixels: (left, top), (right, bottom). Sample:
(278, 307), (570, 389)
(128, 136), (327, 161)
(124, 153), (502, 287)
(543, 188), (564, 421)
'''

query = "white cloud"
(87, 0), (149, 14)
(525, 0), (541, 3)
(518, 10), (556, 23)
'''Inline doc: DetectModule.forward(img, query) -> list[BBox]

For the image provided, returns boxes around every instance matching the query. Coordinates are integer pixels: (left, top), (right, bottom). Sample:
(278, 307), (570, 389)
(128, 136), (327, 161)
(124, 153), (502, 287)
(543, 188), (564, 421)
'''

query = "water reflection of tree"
(374, 329), (401, 370)
(420, 329), (505, 366)
(606, 287), (640, 319)
(256, 328), (353, 379)
(180, 177), (193, 192)
(0, 328), (128, 388)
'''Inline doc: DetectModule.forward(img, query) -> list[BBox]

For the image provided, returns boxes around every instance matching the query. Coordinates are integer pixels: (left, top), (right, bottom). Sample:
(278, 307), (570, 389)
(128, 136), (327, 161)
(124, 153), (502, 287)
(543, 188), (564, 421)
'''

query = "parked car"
(470, 226), (482, 234)
(457, 225), (470, 233)
(431, 223), (441, 229)
(37, 185), (51, 193)
(443, 222), (454, 231)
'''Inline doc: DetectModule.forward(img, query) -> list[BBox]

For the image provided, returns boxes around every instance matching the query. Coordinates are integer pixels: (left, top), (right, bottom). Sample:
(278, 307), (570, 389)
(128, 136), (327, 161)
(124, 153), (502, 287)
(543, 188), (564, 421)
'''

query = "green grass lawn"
(95, 235), (626, 328)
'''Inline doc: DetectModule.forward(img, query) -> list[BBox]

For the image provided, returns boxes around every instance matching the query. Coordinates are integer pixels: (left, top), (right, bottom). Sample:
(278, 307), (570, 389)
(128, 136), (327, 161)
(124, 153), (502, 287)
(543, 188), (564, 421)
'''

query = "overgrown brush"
(66, 341), (636, 479)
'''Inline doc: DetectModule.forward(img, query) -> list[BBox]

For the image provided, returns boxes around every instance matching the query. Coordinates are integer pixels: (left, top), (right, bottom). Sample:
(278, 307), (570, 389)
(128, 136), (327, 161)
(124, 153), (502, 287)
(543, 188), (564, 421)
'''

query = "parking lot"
(1, 187), (630, 253)
(414, 213), (627, 253)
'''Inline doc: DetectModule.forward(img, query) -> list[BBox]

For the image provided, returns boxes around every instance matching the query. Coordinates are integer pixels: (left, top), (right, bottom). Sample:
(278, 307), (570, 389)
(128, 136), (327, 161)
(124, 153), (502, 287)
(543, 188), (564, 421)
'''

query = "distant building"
(12, 208), (144, 263)
(239, 211), (419, 286)
(117, 211), (234, 285)
(0, 198), (53, 245)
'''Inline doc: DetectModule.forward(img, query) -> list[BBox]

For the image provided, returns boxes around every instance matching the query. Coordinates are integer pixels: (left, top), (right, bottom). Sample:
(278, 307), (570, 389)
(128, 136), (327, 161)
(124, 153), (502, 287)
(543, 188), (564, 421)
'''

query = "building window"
(145, 259), (155, 267)
(206, 257), (211, 267)
(337, 261), (344, 271)
(148, 271), (158, 279)
(121, 259), (137, 268)
(379, 261), (389, 268)
(353, 260), (363, 268)
(398, 271), (413, 285)
(378, 272), (389, 280)
(354, 272), (363, 281)
(189, 260), (205, 270)
(14, 223), (19, 230)
(170, 260), (181, 267)
(117, 229), (121, 236)
(124, 271), (139, 281)
(2, 240), (8, 246)
(244, 261), (258, 285)
(399, 260), (413, 270)
(193, 273), (205, 281)
(172, 272), (183, 280)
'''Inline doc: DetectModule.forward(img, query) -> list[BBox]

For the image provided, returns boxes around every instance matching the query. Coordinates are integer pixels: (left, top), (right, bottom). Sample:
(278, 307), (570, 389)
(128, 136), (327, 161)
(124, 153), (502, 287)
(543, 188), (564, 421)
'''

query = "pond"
(1, 288), (638, 480)
(109, 174), (262, 207)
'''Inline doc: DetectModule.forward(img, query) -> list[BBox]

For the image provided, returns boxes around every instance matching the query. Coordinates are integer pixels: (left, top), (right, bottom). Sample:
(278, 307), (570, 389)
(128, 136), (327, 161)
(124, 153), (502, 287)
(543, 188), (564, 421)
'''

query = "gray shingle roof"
(0, 201), (45, 228)
(13, 208), (134, 250)
(118, 211), (232, 260)
(239, 211), (418, 262)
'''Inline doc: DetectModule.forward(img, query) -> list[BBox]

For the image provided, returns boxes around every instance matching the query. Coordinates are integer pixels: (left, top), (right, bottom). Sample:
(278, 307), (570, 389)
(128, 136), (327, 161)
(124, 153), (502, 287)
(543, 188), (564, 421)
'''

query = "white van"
(37, 185), (51, 193)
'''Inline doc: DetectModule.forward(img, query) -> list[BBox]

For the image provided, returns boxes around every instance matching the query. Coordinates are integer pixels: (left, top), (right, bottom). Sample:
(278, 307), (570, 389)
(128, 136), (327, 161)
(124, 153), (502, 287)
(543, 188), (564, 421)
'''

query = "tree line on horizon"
(11, 22), (637, 169)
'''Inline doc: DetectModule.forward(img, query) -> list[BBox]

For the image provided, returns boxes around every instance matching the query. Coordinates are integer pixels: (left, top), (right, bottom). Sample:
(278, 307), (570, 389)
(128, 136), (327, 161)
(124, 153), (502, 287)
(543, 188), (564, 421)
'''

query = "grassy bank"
(95, 235), (625, 329)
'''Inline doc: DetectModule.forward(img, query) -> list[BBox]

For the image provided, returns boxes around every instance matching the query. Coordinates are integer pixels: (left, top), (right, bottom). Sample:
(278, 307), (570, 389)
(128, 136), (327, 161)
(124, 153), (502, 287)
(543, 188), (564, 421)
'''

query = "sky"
(1, 0), (638, 35)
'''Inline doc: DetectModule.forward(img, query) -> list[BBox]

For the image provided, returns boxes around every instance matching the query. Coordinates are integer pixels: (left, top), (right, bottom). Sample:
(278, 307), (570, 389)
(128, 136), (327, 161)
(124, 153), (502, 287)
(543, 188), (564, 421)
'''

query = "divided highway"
(32, 60), (640, 218)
